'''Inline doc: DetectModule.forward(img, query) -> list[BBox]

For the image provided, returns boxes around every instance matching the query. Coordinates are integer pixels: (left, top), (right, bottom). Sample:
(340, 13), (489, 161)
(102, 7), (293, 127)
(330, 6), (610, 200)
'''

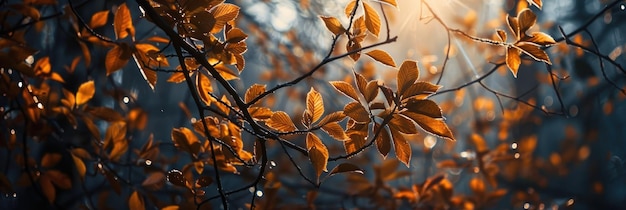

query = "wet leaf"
(320, 16), (345, 35)
(76, 81), (95, 106)
(113, 3), (135, 39)
(266, 111), (297, 132)
(90, 10), (109, 29)
(366, 50), (396, 67)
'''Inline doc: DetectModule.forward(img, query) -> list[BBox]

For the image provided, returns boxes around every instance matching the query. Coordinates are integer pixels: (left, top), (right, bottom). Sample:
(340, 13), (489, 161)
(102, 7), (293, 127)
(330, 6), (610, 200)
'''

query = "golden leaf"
(226, 28), (248, 43)
(113, 3), (135, 39)
(39, 174), (55, 203)
(328, 163), (363, 177)
(389, 114), (417, 134)
(524, 32), (556, 46)
(363, 80), (379, 103)
(71, 154), (86, 180)
(161, 205), (180, 210)
(306, 133), (329, 181)
(248, 107), (273, 121)
(87, 106), (124, 122)
(344, 102), (370, 123)
(375, 124), (391, 158)
(403, 99), (443, 118)
(379, 0), (397, 7)
(306, 88), (324, 123)
(196, 73), (213, 106)
(76, 80), (95, 106)
(129, 191), (145, 210)
(469, 178), (485, 194)
(266, 111), (297, 132)
(147, 36), (170, 43)
(345, 0), (356, 18)
(365, 50), (396, 67)
(34, 56), (51, 75)
(506, 46), (521, 77)
(346, 40), (361, 61)
(245, 84), (266, 105)
(517, 42), (551, 64)
(471, 133), (488, 153)
(517, 9), (536, 37)
(402, 112), (454, 141)
(109, 140), (128, 161)
(317, 111), (346, 126)
(363, 2), (381, 37)
(391, 129), (411, 167)
(495, 29), (507, 42)
(344, 133), (366, 155)
(167, 72), (186, 83)
(397, 60), (418, 94)
(320, 16), (345, 35)
(210, 3), (240, 33)
(90, 10), (109, 29)
(41, 153), (62, 168)
(142, 172), (165, 187)
(527, 0), (542, 9)
(506, 15), (520, 40)
(355, 71), (368, 94)
(321, 122), (349, 141)
(214, 64), (239, 80)
(171, 127), (201, 155)
(329, 81), (360, 101)
(105, 44), (131, 75)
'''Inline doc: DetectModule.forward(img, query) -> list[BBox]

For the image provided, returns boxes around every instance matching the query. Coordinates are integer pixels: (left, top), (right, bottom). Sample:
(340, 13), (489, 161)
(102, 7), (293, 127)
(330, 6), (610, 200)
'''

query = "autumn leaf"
(248, 107), (273, 121)
(210, 3), (240, 33)
(527, 0), (542, 9)
(329, 81), (360, 101)
(495, 29), (507, 42)
(90, 10), (109, 29)
(518, 9), (536, 37)
(402, 112), (454, 141)
(363, 2), (381, 37)
(105, 44), (132, 75)
(306, 88), (324, 123)
(197, 73), (213, 105)
(401, 82), (441, 100)
(317, 111), (346, 126)
(403, 99), (443, 118)
(41, 153), (62, 168)
(320, 16), (345, 35)
(344, 102), (370, 123)
(363, 80), (379, 103)
(71, 154), (86, 180)
(379, 0), (397, 7)
(129, 191), (145, 210)
(391, 129), (411, 167)
(516, 42), (551, 64)
(375, 124), (391, 157)
(171, 127), (201, 155)
(321, 122), (349, 141)
(389, 114), (417, 134)
(114, 3), (135, 39)
(397, 60), (418, 94)
(76, 80), (95, 106)
(506, 47), (521, 77)
(306, 133), (329, 182)
(266, 111), (297, 132)
(142, 172), (165, 186)
(524, 32), (556, 46)
(366, 50), (396, 67)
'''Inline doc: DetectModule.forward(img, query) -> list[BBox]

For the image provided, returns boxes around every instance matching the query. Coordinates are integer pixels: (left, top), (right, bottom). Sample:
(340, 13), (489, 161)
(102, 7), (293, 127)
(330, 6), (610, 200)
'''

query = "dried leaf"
(196, 73), (213, 106)
(226, 28), (248, 43)
(363, 2), (381, 37)
(363, 80), (379, 103)
(171, 127), (201, 155)
(344, 133), (366, 155)
(401, 82), (441, 100)
(391, 129), (411, 167)
(403, 99), (443, 118)
(306, 88), (324, 123)
(90, 10), (109, 29)
(354, 72), (368, 95)
(375, 124), (391, 158)
(105, 44), (131, 75)
(328, 163), (363, 177)
(329, 81), (360, 101)
(210, 3), (240, 33)
(87, 106), (124, 122)
(344, 102), (370, 123)
(527, 0), (542, 9)
(517, 9), (536, 36)
(113, 3), (134, 39)
(166, 169), (187, 187)
(307, 133), (329, 182)
(346, 40), (361, 61)
(322, 122), (349, 141)
(317, 111), (346, 126)
(495, 29), (507, 42)
(345, 0), (356, 18)
(245, 84), (266, 105)
(320, 16), (345, 35)
(76, 81), (95, 106)
(41, 153), (62, 168)
(517, 42), (551, 64)
(366, 50), (396, 67)
(506, 46), (521, 77)
(266, 111), (297, 132)
(389, 114), (417, 134)
(129, 191), (145, 210)
(506, 15), (520, 39)
(402, 112), (454, 141)
(397, 60), (418, 93)
(248, 107), (273, 121)
(71, 154), (86, 180)
(525, 32), (555, 46)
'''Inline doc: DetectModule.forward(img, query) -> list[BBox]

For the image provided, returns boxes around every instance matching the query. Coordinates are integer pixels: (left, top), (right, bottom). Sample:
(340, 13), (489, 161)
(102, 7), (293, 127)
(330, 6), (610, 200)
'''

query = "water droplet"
(255, 190), (263, 197)
(514, 153), (521, 159)
(123, 96), (130, 104)
(160, 109), (164, 113)
(145, 160), (152, 166)
(97, 163), (103, 170)
(10, 129), (15, 135)
(460, 151), (475, 159)
(511, 142), (518, 150)
(621, 4), (625, 10)
(269, 161), (276, 169)
(12, 192), (16, 198)
(190, 118), (197, 123)
(566, 198), (574, 206)
(523, 202), (530, 209)
(17, 82), (23, 88)
(248, 187), (255, 193)
(37, 103), (44, 109)
(25, 55), (34, 65)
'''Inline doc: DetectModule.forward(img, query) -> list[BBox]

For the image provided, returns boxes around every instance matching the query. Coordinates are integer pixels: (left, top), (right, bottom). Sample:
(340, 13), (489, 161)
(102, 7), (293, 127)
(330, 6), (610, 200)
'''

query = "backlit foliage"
(1, 0), (624, 209)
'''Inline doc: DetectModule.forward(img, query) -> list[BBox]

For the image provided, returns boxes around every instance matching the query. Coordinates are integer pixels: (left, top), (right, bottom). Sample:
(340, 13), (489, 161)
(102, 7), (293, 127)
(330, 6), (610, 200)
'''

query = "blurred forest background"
(1, 0), (626, 209)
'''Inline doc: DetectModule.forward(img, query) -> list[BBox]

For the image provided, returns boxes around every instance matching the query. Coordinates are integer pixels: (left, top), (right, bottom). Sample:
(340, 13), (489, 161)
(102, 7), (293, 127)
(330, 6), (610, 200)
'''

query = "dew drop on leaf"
(269, 160), (276, 169)
(514, 153), (521, 159)
(123, 96), (130, 104)
(145, 160), (152, 166)
(511, 142), (518, 150)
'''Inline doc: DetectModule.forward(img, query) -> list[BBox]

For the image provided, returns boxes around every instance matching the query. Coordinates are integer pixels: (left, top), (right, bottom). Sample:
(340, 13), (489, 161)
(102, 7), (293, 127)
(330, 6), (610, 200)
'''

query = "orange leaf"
(363, 80), (379, 103)
(403, 99), (443, 118)
(226, 28), (248, 43)
(113, 3), (135, 39)
(471, 133), (488, 153)
(34, 56), (51, 75)
(346, 40), (361, 61)
(306, 88), (325, 123)
(328, 163), (363, 177)
(142, 172), (165, 187)
(344, 0), (356, 18)
(71, 154), (86, 180)
(329, 81), (360, 101)
(495, 29), (507, 42)
(366, 50), (396, 67)
(105, 44), (131, 75)
(147, 36), (170, 43)
(39, 174), (55, 203)
(402, 112), (455, 141)
(321, 122), (349, 141)
(469, 178), (485, 194)
(397, 60), (418, 94)
(196, 73), (213, 106)
(41, 153), (62, 168)
(379, 0), (397, 7)
(506, 15), (520, 40)
(363, 2), (381, 37)
(344, 133), (366, 155)
(210, 3), (240, 33)
(171, 127), (201, 155)
(306, 133), (329, 182)
(76, 80), (95, 106)
(266, 111), (297, 132)
(401, 81), (441, 100)
(375, 124), (391, 158)
(320, 16), (345, 35)
(517, 9), (536, 36)
(317, 111), (346, 126)
(506, 46), (521, 77)
(389, 114), (417, 134)
(391, 129), (411, 167)
(248, 107), (273, 121)
(527, 0), (542, 9)
(344, 102), (370, 123)
(90, 10), (109, 29)
(47, 170), (72, 189)
(245, 84), (266, 104)
(517, 42), (551, 64)
(354, 71), (368, 95)
(524, 32), (555, 46)
(129, 191), (145, 210)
